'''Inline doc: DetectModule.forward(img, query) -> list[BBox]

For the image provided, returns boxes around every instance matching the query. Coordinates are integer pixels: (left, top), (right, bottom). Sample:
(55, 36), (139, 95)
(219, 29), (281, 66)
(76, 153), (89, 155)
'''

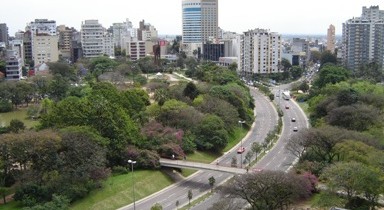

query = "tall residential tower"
(182, 0), (218, 51)
(326, 24), (335, 53)
(342, 6), (384, 71)
(239, 29), (282, 75)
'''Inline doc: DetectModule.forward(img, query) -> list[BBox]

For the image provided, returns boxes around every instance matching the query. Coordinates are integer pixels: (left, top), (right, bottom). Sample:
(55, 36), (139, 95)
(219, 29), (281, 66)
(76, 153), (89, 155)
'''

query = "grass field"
(0, 108), (39, 128)
(70, 170), (174, 210)
(0, 201), (21, 210)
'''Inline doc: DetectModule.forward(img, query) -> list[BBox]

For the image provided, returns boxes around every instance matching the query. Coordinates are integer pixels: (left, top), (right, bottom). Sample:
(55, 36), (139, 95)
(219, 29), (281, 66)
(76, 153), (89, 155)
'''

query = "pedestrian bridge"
(159, 158), (247, 175)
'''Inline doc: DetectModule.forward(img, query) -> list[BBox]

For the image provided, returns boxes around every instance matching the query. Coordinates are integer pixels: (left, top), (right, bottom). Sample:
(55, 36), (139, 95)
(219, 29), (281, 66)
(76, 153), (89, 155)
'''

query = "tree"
(48, 74), (70, 102)
(268, 93), (274, 101)
(321, 161), (384, 208)
(355, 62), (383, 82)
(313, 64), (350, 88)
(183, 82), (199, 100)
(310, 50), (321, 64)
(208, 176), (215, 192)
(231, 156), (237, 167)
(22, 194), (70, 210)
(195, 95), (239, 130)
(194, 114), (228, 151)
(320, 50), (337, 66)
(187, 189), (193, 206)
(48, 62), (77, 81)
(0, 99), (12, 113)
(8, 119), (25, 133)
(251, 142), (262, 160)
(325, 104), (381, 131)
(151, 203), (163, 210)
(222, 171), (312, 210)
(291, 66), (304, 79)
(281, 58), (292, 71)
(227, 62), (237, 72)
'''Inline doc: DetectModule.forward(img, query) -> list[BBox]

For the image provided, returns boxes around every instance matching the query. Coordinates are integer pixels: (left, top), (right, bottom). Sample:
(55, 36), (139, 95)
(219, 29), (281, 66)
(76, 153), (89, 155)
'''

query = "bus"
(282, 91), (291, 100)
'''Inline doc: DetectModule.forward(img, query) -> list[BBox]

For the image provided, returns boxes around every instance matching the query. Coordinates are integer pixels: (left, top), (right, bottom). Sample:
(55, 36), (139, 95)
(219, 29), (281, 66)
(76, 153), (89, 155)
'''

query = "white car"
(293, 127), (298, 132)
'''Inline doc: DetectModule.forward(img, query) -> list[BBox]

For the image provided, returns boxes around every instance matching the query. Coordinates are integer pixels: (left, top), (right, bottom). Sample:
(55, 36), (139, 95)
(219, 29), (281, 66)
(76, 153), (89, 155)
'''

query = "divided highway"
(190, 84), (309, 210)
(119, 84), (307, 210)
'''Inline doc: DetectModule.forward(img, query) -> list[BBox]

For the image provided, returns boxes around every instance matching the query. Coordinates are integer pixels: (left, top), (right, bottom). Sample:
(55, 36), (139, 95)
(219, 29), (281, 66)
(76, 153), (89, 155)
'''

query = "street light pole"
(238, 120), (246, 168)
(128, 159), (137, 210)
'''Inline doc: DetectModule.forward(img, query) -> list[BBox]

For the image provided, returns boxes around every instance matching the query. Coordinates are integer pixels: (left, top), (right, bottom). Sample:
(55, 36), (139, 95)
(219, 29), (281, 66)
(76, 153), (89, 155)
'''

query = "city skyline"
(1, 0), (383, 36)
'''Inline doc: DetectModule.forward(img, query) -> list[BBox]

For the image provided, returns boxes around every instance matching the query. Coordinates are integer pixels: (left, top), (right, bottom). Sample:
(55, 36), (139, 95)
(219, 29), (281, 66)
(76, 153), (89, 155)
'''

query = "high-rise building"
(33, 34), (59, 65)
(81, 20), (114, 58)
(27, 19), (57, 36)
(5, 50), (23, 80)
(0, 23), (9, 45)
(25, 19), (58, 67)
(57, 25), (74, 61)
(342, 6), (384, 71)
(239, 29), (282, 75)
(112, 19), (134, 48)
(137, 20), (158, 41)
(326, 24), (336, 53)
(182, 0), (218, 44)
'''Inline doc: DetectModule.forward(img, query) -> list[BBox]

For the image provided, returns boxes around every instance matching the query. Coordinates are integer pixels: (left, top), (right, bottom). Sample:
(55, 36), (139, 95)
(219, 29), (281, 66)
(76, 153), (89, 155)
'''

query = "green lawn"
(0, 109), (39, 128)
(70, 170), (174, 210)
(224, 127), (248, 152)
(297, 102), (310, 116)
(0, 201), (22, 210)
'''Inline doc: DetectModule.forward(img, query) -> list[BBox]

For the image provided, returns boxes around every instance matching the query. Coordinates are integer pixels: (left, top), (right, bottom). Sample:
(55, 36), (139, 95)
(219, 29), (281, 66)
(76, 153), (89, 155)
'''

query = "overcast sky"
(1, 0), (383, 36)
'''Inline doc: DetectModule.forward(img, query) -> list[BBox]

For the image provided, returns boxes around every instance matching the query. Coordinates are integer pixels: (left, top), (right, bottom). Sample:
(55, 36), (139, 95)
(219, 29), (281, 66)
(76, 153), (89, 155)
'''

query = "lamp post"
(238, 120), (246, 168)
(128, 159), (137, 210)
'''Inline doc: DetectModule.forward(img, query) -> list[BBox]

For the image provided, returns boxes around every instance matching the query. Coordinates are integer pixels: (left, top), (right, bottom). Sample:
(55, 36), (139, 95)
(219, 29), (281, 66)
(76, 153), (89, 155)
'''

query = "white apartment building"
(81, 20), (114, 58)
(239, 29), (282, 75)
(112, 19), (133, 48)
(27, 19), (57, 36)
(26, 19), (57, 65)
(32, 34), (59, 64)
(8, 40), (25, 66)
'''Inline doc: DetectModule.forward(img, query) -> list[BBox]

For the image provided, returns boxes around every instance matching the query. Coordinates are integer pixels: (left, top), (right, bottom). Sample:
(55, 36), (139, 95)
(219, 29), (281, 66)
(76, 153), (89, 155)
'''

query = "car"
(252, 168), (264, 173)
(237, 146), (245, 154)
(293, 127), (298, 132)
(291, 118), (296, 122)
(285, 104), (289, 109)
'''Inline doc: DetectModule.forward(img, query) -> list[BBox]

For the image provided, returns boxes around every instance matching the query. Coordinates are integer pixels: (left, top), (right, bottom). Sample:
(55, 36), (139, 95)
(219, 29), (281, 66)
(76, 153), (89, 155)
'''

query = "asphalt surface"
(118, 87), (278, 210)
(190, 84), (309, 210)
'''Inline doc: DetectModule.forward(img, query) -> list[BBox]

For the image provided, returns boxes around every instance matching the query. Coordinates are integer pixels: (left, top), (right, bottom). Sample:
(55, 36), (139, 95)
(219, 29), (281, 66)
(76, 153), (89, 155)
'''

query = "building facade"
(57, 25), (74, 61)
(112, 19), (133, 48)
(326, 24), (336, 53)
(0, 23), (9, 45)
(81, 20), (114, 58)
(32, 34), (59, 65)
(124, 41), (146, 60)
(342, 6), (384, 71)
(5, 50), (23, 80)
(239, 29), (282, 75)
(182, 0), (218, 44)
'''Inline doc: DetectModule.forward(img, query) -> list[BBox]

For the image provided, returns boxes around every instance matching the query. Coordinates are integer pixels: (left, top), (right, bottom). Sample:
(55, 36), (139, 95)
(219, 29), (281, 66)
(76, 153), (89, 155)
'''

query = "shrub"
(0, 99), (12, 113)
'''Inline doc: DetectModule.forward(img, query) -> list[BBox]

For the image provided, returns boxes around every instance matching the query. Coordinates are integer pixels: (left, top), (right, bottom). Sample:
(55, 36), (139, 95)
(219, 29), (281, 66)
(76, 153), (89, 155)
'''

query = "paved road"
(190, 84), (309, 209)
(118, 87), (278, 210)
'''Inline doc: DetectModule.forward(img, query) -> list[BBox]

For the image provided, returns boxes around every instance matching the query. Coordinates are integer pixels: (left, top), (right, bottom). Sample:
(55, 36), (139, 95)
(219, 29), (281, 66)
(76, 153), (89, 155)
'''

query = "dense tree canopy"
(223, 171), (313, 210)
